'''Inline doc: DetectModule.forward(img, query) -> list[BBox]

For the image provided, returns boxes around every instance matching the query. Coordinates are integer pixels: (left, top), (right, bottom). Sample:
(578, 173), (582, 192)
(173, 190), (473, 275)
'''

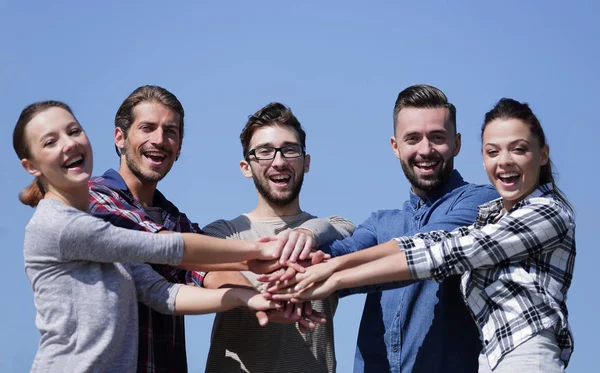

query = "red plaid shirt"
(89, 169), (204, 373)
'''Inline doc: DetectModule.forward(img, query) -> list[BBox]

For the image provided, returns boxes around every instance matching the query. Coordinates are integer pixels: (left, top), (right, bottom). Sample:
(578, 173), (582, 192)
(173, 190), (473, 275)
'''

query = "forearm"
(203, 271), (254, 289)
(179, 262), (249, 272)
(181, 234), (262, 265)
(329, 240), (402, 272)
(333, 250), (412, 291)
(174, 286), (245, 314)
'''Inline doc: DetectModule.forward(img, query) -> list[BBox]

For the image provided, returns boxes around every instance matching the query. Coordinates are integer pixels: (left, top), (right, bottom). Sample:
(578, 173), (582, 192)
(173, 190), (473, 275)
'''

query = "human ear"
(21, 158), (41, 177)
(240, 159), (253, 179)
(453, 133), (462, 156)
(303, 154), (311, 173)
(114, 127), (126, 154)
(390, 136), (400, 159)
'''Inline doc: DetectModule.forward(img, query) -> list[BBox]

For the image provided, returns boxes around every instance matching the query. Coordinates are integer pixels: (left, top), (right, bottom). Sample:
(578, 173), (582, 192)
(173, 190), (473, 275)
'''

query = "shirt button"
(393, 347), (398, 352)
(484, 340), (489, 345)
(396, 312), (400, 317)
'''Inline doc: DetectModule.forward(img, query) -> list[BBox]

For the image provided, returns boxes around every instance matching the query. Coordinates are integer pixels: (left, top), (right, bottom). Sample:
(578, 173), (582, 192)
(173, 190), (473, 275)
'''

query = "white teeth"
(145, 152), (165, 158)
(271, 175), (290, 181)
(499, 173), (519, 179)
(64, 156), (83, 167)
(416, 161), (437, 167)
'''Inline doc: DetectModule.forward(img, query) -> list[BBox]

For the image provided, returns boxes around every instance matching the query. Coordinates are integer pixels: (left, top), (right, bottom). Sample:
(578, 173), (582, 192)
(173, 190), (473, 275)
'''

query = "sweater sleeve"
(58, 213), (184, 265)
(125, 262), (183, 314)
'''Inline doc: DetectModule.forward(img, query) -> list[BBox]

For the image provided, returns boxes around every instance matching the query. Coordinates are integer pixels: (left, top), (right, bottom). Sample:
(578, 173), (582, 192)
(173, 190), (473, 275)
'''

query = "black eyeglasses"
(246, 144), (305, 161)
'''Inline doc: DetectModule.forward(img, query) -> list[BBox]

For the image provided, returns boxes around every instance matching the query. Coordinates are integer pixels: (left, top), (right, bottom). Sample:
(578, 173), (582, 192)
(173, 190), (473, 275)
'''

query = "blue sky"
(0, 1), (596, 371)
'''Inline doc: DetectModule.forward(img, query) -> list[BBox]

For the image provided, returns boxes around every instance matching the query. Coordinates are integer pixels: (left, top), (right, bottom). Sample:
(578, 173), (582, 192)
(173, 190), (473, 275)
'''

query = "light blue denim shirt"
(322, 170), (499, 373)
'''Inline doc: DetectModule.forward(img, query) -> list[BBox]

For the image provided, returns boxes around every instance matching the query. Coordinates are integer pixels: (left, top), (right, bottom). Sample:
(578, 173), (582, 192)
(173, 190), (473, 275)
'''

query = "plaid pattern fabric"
(89, 169), (205, 373)
(395, 183), (575, 370)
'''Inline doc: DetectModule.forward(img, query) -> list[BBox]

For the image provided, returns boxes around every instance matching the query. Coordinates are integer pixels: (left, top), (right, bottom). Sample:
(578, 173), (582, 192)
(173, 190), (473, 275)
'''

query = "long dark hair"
(481, 98), (572, 211)
(13, 100), (75, 207)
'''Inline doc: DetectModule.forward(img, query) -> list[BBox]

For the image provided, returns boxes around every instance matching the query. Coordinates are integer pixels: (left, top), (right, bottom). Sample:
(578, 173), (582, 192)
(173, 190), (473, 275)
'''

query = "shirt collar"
(476, 182), (555, 225)
(409, 169), (467, 209)
(95, 168), (180, 216)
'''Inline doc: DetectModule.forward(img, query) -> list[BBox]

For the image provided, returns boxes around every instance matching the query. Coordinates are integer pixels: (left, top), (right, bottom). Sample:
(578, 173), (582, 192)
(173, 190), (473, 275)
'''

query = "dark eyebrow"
(38, 121), (79, 143)
(484, 138), (530, 147)
(253, 141), (301, 148)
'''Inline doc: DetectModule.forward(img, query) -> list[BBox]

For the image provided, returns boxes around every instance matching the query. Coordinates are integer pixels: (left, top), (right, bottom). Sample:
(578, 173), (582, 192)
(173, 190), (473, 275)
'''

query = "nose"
(270, 149), (287, 167)
(149, 127), (166, 146)
(498, 150), (514, 166)
(62, 134), (77, 153)
(416, 138), (434, 156)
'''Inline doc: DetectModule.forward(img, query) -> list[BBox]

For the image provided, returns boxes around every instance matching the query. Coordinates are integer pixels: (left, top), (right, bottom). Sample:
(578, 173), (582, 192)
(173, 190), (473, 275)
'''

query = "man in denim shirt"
(322, 85), (499, 372)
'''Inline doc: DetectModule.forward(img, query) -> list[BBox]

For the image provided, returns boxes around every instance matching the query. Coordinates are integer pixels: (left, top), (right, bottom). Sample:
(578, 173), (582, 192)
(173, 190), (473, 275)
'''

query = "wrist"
(328, 256), (344, 272)
(329, 272), (343, 292)
(228, 288), (247, 308)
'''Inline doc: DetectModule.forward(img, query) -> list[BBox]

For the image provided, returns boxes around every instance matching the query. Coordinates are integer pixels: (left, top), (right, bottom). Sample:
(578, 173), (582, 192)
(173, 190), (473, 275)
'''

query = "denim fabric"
(322, 170), (499, 373)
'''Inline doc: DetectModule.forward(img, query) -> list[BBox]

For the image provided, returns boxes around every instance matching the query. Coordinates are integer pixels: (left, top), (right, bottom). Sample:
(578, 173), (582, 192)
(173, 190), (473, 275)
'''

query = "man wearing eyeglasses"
(202, 102), (354, 373)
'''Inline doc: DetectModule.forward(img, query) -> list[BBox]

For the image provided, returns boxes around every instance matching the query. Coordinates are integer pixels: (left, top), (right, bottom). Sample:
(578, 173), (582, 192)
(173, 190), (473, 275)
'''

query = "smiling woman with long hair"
(268, 98), (576, 372)
(14, 101), (285, 372)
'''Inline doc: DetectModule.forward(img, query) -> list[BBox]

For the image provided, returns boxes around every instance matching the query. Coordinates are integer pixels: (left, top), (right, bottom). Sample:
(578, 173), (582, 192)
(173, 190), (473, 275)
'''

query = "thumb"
(255, 310), (269, 326)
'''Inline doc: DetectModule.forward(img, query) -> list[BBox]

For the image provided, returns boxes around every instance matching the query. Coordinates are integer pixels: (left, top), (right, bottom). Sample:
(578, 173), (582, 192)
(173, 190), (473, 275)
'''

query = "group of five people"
(14, 84), (575, 372)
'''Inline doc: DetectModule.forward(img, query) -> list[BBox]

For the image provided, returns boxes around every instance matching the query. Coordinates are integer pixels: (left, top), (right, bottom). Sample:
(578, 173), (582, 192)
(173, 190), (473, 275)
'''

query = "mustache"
(142, 145), (172, 156)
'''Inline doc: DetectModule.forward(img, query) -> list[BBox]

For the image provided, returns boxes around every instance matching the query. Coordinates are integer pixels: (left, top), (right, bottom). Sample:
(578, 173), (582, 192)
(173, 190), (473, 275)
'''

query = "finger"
(258, 235), (278, 243)
(310, 250), (325, 265)
(255, 310), (269, 326)
(283, 302), (294, 319)
(271, 293), (299, 302)
(297, 318), (316, 333)
(288, 261), (306, 273)
(299, 239), (313, 261)
(257, 268), (285, 283)
(267, 275), (304, 292)
(294, 277), (317, 292)
(279, 266), (298, 282)
(279, 231), (297, 264)
(288, 233), (306, 263)
(306, 310), (327, 324)
(294, 302), (303, 319)
(303, 301), (313, 316)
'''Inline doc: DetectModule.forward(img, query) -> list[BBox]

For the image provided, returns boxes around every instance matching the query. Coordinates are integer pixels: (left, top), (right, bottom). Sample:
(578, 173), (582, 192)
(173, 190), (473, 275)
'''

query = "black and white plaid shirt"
(394, 183), (575, 370)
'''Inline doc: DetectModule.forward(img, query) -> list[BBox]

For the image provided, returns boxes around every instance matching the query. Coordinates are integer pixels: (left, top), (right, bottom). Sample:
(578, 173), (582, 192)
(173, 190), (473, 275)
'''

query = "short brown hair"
(114, 85), (185, 156)
(240, 102), (306, 157)
(393, 84), (456, 134)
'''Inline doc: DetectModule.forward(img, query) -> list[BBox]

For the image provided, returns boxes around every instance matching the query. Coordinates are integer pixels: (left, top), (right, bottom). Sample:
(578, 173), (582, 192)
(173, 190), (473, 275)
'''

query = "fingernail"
(294, 284), (304, 291)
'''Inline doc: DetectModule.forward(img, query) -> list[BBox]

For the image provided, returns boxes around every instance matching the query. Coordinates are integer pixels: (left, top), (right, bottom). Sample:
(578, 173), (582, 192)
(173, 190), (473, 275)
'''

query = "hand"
(271, 277), (338, 302)
(235, 288), (282, 311)
(247, 258), (283, 275)
(254, 302), (327, 333)
(256, 250), (330, 283)
(255, 235), (285, 260)
(266, 258), (337, 293)
(277, 228), (316, 264)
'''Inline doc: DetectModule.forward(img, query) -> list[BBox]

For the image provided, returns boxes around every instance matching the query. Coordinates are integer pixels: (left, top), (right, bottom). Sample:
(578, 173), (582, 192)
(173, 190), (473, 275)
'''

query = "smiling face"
(115, 102), (181, 186)
(240, 125), (310, 207)
(21, 107), (93, 193)
(482, 118), (549, 211)
(391, 107), (461, 196)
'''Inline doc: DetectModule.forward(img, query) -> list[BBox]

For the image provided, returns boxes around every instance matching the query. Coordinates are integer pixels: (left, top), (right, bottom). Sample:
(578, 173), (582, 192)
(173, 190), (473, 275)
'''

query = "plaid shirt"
(395, 183), (575, 370)
(89, 169), (204, 373)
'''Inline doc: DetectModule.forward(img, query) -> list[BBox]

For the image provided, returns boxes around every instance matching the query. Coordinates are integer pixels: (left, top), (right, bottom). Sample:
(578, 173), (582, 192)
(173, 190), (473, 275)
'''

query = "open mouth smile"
(497, 172), (520, 187)
(62, 154), (85, 170)
(269, 174), (292, 186)
(143, 150), (168, 165)
(414, 160), (440, 173)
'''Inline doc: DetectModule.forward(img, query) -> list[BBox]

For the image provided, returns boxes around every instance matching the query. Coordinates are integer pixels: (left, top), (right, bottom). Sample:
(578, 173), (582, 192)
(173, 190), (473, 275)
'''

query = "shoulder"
(518, 193), (575, 226)
(202, 215), (247, 238)
(453, 183), (499, 206)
